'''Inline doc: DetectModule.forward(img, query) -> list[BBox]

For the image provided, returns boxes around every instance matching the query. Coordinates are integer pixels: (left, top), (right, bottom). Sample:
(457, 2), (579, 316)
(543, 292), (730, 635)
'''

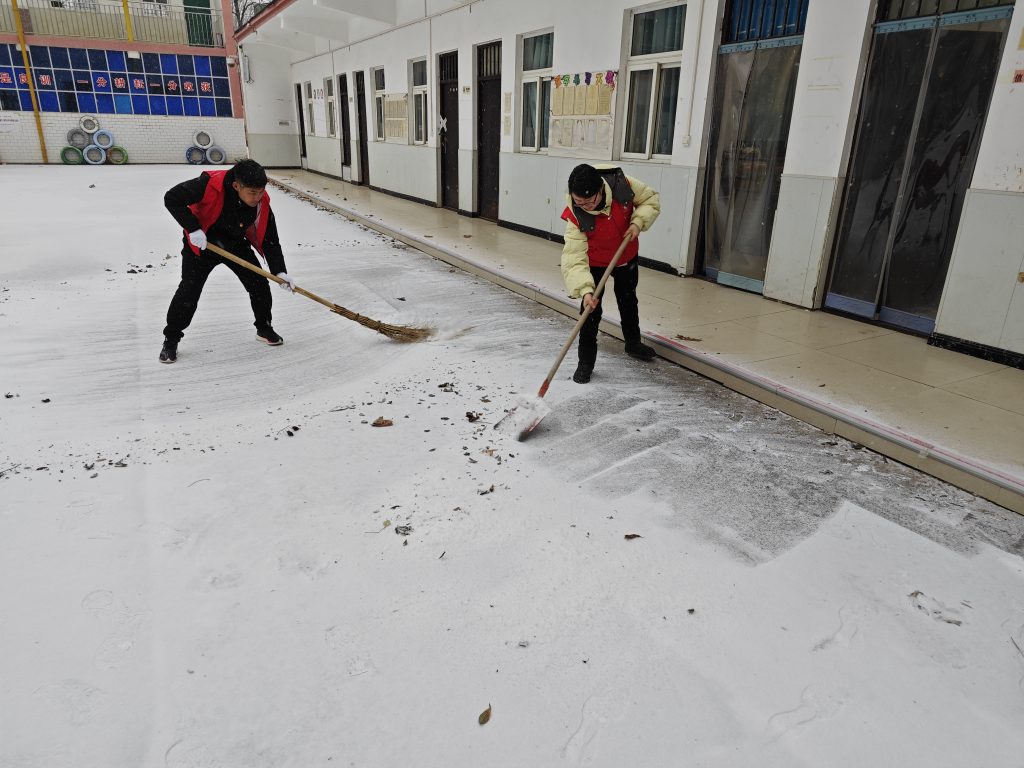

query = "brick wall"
(0, 113), (247, 164)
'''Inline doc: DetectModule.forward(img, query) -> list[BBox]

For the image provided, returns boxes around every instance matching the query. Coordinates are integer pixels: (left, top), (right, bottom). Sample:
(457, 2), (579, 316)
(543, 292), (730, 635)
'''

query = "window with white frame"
(324, 76), (336, 137)
(372, 67), (385, 140)
(622, 2), (685, 159)
(411, 59), (428, 145)
(520, 31), (553, 151)
(304, 80), (315, 136)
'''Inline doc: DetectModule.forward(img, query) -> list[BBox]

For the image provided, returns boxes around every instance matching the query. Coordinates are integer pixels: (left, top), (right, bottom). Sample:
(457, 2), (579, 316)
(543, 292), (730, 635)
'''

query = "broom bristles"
(330, 304), (433, 343)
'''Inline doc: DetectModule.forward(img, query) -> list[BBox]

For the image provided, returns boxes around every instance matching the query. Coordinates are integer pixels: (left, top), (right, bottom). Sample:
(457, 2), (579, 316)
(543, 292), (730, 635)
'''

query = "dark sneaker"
(159, 338), (177, 363)
(625, 341), (656, 361)
(256, 326), (284, 346)
(573, 362), (593, 384)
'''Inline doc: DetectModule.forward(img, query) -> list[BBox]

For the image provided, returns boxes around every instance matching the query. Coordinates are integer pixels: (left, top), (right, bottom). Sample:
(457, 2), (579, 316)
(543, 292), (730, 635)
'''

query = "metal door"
(826, 8), (1012, 333)
(439, 51), (459, 211)
(338, 74), (352, 170)
(355, 71), (370, 186)
(476, 42), (501, 221)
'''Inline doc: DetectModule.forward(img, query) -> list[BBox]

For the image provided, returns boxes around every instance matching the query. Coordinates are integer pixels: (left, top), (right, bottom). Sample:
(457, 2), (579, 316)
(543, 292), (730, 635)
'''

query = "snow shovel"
(204, 242), (432, 343)
(494, 233), (633, 440)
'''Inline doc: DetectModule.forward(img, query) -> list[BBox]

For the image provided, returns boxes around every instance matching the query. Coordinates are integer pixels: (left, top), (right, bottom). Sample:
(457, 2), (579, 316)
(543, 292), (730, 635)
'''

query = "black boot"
(256, 325), (284, 346)
(625, 341), (656, 361)
(573, 361), (594, 384)
(159, 338), (178, 363)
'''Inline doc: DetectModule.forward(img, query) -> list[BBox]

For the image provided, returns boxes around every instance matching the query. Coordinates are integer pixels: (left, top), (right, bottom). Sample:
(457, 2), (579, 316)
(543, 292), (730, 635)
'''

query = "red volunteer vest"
(185, 170), (271, 256)
(561, 190), (639, 268)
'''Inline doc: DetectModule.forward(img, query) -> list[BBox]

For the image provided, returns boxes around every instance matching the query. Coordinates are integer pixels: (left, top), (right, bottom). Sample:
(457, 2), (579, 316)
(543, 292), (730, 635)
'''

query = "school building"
(4, 0), (1023, 367)
(0, 0), (248, 162)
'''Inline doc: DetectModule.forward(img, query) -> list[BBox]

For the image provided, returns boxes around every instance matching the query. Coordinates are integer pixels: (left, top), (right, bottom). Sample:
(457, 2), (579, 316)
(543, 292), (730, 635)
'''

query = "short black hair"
(233, 159), (267, 189)
(568, 164), (602, 198)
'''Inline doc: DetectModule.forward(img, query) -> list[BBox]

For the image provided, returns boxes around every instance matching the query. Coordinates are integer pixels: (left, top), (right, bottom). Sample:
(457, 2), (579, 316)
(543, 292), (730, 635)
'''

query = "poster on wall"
(548, 70), (616, 159)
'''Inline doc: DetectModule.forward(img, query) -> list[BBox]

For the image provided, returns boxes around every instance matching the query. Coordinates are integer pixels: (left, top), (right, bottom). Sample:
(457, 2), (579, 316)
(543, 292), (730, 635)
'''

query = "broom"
(204, 242), (432, 343)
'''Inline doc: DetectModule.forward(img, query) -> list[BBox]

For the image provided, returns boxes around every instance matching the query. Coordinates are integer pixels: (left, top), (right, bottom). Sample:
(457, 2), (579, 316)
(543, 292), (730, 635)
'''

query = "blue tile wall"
(0, 44), (232, 117)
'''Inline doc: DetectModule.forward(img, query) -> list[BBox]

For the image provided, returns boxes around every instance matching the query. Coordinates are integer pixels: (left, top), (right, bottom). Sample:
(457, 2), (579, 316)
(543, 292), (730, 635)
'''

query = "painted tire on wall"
(204, 145), (226, 164)
(193, 130), (213, 149)
(66, 128), (90, 149)
(106, 146), (129, 165)
(79, 114), (100, 133)
(185, 146), (206, 165)
(60, 146), (84, 165)
(92, 129), (115, 149)
(83, 144), (107, 165)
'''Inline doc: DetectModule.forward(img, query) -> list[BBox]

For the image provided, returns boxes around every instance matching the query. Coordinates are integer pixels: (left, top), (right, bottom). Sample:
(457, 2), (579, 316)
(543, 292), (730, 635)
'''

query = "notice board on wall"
(548, 70), (617, 159)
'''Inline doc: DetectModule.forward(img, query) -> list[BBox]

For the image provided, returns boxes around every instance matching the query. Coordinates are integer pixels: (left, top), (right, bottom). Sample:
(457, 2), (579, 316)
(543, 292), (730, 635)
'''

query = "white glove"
(188, 229), (207, 250)
(276, 272), (296, 292)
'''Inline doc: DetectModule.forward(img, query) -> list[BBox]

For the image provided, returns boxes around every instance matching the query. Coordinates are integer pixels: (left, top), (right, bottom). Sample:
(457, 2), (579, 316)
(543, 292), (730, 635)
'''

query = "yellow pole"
(121, 0), (135, 42)
(10, 0), (48, 164)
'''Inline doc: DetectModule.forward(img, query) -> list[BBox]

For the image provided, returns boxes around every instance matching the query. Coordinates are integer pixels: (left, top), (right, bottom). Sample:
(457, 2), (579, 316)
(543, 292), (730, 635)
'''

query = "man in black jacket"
(160, 159), (294, 363)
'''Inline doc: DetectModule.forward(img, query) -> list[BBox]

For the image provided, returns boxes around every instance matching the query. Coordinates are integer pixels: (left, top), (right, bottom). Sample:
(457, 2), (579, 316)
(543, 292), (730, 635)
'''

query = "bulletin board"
(548, 70), (617, 159)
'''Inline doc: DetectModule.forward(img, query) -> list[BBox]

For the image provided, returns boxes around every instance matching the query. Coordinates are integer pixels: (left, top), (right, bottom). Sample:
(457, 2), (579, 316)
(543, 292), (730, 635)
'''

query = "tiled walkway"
(269, 170), (1024, 515)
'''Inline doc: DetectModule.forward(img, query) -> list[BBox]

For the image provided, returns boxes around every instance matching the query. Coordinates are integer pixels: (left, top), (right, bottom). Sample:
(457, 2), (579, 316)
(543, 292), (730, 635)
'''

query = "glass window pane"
(374, 68), (385, 90)
(30, 46), (51, 68)
(539, 79), (551, 148)
(653, 65), (679, 154)
(413, 60), (426, 87)
(523, 33), (553, 71)
(624, 69), (653, 154)
(631, 5), (685, 56)
(415, 92), (426, 142)
(521, 80), (537, 146)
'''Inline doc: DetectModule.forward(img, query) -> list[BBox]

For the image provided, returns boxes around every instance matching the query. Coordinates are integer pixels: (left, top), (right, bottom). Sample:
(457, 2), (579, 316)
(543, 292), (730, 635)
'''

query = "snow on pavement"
(2, 166), (1024, 767)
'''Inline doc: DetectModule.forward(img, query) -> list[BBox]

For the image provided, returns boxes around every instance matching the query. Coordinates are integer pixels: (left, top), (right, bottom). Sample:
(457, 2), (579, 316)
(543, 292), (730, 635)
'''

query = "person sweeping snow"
(560, 163), (660, 383)
(159, 159), (296, 363)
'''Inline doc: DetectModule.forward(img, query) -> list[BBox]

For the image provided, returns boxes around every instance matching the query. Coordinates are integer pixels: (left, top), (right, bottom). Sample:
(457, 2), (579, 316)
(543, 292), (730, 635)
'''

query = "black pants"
(578, 259), (641, 365)
(163, 243), (272, 341)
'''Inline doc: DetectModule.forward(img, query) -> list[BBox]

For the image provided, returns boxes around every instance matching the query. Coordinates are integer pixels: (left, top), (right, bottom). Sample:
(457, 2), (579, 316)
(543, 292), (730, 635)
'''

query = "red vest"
(561, 192), (639, 268)
(185, 170), (271, 256)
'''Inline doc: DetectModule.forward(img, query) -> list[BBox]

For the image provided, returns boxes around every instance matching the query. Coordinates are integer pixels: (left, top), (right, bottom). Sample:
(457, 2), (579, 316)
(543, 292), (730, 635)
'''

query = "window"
(411, 58), (427, 144)
(324, 76), (336, 137)
(141, 0), (168, 18)
(304, 80), (314, 135)
(372, 66), (385, 140)
(622, 3), (684, 158)
(519, 31), (552, 151)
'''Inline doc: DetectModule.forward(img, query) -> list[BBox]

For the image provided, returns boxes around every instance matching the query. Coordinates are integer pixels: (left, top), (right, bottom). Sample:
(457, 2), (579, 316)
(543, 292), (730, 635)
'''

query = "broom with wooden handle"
(204, 242), (433, 343)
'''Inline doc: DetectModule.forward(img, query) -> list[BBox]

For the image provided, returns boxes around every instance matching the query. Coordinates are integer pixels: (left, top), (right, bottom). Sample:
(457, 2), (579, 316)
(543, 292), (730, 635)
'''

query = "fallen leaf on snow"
(394, 525), (413, 536)
(466, 411), (481, 422)
(624, 533), (643, 540)
(478, 704), (491, 725)
(674, 334), (702, 342)
(372, 417), (394, 427)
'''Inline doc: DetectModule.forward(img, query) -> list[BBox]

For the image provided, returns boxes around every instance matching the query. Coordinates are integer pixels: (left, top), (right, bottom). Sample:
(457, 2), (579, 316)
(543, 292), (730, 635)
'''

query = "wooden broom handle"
(536, 234), (633, 398)
(204, 241), (334, 312)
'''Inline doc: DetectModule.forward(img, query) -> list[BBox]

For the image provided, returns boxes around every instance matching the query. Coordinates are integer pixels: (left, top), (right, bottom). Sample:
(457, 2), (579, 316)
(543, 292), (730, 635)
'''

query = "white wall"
(935, 5), (1024, 354)
(763, 0), (873, 308)
(241, 41), (302, 167)
(0, 112), (245, 164)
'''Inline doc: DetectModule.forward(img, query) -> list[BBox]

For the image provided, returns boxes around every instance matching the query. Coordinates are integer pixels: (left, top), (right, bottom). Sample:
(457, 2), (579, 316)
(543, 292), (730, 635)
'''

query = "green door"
(184, 0), (213, 47)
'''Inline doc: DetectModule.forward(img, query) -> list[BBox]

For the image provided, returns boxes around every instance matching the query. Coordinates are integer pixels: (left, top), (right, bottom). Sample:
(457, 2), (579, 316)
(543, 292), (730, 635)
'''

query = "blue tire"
(92, 129), (114, 149)
(185, 146), (206, 164)
(83, 144), (106, 165)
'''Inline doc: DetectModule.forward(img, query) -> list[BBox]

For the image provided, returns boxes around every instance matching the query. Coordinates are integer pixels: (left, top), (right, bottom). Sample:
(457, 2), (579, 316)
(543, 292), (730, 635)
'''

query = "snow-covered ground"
(2, 165), (1024, 768)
